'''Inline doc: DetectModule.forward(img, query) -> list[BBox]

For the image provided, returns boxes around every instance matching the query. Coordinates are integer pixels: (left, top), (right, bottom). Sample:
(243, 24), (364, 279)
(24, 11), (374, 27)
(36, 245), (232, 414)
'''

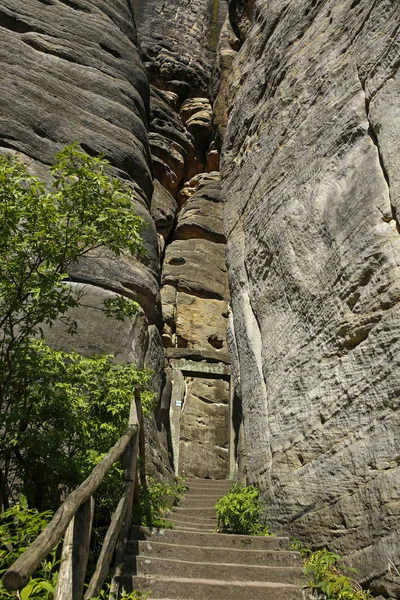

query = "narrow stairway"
(120, 478), (303, 599)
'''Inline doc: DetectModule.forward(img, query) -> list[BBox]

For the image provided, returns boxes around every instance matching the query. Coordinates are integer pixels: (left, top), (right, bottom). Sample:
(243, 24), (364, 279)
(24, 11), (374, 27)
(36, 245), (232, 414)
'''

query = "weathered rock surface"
(163, 238), (229, 300)
(160, 177), (230, 358)
(178, 376), (230, 479)
(175, 174), (225, 243)
(149, 86), (201, 197)
(210, 15), (239, 150)
(0, 0), (173, 477)
(223, 0), (400, 595)
(133, 0), (215, 98)
(180, 98), (213, 152)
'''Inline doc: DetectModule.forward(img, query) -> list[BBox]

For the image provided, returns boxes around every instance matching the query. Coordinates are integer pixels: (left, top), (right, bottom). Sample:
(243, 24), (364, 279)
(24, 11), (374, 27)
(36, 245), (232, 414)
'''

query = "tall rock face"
(222, 0), (400, 595)
(0, 0), (171, 479)
(135, 0), (232, 479)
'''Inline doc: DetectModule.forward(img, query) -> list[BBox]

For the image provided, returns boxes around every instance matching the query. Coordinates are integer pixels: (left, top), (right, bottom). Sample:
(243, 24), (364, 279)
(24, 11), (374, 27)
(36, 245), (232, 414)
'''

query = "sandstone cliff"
(223, 0), (400, 595)
(0, 0), (171, 479)
(1, 0), (399, 595)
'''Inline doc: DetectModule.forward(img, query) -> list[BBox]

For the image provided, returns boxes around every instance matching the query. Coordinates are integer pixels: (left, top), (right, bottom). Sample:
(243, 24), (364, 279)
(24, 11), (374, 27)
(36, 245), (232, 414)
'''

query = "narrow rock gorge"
(0, 0), (399, 597)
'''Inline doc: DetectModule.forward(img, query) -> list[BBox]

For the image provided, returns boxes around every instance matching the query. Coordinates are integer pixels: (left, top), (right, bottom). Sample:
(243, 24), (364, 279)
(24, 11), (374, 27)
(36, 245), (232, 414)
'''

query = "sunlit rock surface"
(223, 0), (400, 595)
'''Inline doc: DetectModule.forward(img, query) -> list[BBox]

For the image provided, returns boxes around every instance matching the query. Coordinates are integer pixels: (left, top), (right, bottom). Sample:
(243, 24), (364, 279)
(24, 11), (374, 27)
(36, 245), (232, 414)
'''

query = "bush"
(215, 483), (271, 536)
(0, 497), (58, 599)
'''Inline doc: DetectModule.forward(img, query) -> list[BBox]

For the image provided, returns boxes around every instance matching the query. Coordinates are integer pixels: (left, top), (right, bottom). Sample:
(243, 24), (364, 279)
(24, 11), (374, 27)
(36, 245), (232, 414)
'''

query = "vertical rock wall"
(222, 0), (400, 594)
(0, 0), (171, 479)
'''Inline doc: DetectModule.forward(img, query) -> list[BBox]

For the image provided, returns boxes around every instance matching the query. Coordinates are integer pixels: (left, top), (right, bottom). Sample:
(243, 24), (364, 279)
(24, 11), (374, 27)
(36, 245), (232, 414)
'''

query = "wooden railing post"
(86, 386), (141, 600)
(109, 386), (142, 600)
(2, 386), (143, 600)
(2, 425), (137, 591)
(54, 497), (95, 600)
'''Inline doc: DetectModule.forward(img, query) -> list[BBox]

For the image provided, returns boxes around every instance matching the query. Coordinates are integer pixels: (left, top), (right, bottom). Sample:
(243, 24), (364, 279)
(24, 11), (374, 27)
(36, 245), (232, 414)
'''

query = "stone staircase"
(120, 478), (303, 599)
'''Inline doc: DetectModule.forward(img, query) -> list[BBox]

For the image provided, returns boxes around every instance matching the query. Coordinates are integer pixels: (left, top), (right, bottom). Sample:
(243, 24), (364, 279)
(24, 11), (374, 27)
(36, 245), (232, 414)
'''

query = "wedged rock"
(162, 238), (229, 301)
(177, 171), (221, 208)
(205, 142), (221, 172)
(175, 176), (225, 243)
(180, 98), (213, 152)
(151, 179), (178, 241)
(174, 292), (230, 361)
(149, 86), (203, 195)
(222, 0), (400, 594)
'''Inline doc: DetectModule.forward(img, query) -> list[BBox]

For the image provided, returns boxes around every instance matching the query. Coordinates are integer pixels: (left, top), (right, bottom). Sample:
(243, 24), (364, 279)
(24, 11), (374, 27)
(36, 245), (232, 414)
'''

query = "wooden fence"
(2, 385), (145, 600)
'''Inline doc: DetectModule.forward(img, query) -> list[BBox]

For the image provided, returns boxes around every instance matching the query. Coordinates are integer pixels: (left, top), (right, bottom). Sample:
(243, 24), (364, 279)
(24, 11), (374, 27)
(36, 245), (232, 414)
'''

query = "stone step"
(178, 497), (219, 509)
(186, 483), (231, 490)
(182, 492), (226, 499)
(186, 478), (231, 485)
(173, 519), (216, 533)
(119, 575), (301, 600)
(173, 526), (215, 533)
(127, 541), (301, 568)
(186, 480), (231, 491)
(173, 506), (217, 517)
(130, 527), (293, 551)
(170, 513), (217, 527)
(129, 555), (302, 584)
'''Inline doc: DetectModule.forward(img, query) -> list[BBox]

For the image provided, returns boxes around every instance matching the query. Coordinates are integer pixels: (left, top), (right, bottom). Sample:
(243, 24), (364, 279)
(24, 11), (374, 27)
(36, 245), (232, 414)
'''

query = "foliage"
(1, 339), (154, 512)
(215, 483), (271, 536)
(290, 538), (312, 558)
(0, 497), (58, 600)
(0, 145), (147, 511)
(291, 543), (372, 600)
(90, 584), (151, 600)
(133, 477), (188, 529)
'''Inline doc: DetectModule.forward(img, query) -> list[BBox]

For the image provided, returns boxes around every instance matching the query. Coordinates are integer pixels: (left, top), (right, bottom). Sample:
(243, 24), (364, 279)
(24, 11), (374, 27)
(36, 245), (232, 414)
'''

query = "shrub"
(0, 497), (58, 599)
(289, 541), (373, 600)
(215, 483), (271, 536)
(0, 144), (145, 512)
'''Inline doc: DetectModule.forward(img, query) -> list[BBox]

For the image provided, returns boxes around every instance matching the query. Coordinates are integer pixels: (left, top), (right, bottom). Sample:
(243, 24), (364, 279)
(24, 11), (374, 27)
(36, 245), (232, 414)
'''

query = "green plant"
(1, 340), (154, 513)
(0, 144), (147, 511)
(0, 497), (58, 599)
(89, 582), (150, 600)
(133, 477), (188, 529)
(302, 548), (372, 600)
(290, 538), (311, 558)
(215, 483), (271, 536)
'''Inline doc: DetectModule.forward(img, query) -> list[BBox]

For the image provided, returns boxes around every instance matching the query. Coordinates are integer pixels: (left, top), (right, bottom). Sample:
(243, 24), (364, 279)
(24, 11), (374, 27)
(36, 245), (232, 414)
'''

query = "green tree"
(0, 145), (148, 511)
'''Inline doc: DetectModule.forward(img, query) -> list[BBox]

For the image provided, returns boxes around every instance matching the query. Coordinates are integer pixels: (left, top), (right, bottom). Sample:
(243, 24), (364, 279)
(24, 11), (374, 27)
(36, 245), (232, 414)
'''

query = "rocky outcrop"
(223, 0), (400, 595)
(0, 0), (172, 480)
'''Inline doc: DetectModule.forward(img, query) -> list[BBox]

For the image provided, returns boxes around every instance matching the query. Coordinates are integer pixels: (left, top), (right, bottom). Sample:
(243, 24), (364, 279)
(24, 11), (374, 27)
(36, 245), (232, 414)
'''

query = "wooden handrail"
(2, 422), (138, 591)
(84, 386), (141, 599)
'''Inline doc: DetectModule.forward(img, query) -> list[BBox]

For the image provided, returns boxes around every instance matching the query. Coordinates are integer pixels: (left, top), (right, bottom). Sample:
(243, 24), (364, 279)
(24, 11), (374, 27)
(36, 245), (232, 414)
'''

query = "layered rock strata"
(223, 0), (400, 595)
(0, 0), (171, 479)
(135, 0), (232, 479)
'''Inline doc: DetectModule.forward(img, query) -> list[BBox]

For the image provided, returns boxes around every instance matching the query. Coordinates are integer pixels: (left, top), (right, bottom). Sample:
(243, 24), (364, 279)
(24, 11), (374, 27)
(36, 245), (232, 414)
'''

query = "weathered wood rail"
(2, 385), (144, 600)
